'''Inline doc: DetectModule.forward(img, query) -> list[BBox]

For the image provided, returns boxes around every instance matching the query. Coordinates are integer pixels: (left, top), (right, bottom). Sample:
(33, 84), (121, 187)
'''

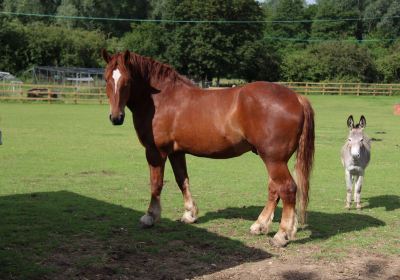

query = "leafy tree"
(375, 41), (400, 82)
(311, 0), (365, 40)
(55, 0), (149, 36)
(0, 20), (106, 73)
(119, 23), (166, 60)
(235, 40), (280, 81)
(265, 0), (309, 39)
(282, 42), (377, 82)
(158, 0), (265, 81)
(364, 0), (400, 39)
(0, 20), (28, 73)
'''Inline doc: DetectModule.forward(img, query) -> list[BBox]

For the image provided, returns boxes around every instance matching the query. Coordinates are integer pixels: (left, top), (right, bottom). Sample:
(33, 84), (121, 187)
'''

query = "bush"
(282, 42), (378, 82)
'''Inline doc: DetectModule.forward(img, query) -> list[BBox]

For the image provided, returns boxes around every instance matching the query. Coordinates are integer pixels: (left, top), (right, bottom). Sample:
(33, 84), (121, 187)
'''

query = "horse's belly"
(174, 136), (252, 159)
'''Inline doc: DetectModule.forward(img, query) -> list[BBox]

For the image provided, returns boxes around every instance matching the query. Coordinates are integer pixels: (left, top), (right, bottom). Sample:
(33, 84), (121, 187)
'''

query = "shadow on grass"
(199, 205), (385, 243)
(364, 195), (400, 211)
(0, 191), (271, 280)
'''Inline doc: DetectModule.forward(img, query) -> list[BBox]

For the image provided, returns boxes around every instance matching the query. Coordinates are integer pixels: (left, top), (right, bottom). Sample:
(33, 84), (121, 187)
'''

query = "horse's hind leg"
(266, 161), (298, 247)
(345, 170), (353, 209)
(169, 152), (198, 223)
(354, 175), (363, 210)
(250, 177), (279, 235)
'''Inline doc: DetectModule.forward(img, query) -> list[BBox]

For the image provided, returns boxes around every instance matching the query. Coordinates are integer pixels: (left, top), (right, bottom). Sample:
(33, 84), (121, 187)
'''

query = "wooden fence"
(1, 81), (399, 104)
(0, 83), (106, 104)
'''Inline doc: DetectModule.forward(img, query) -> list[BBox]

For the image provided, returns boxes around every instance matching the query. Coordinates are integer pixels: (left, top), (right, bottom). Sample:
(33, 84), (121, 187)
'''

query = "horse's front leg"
(354, 175), (363, 210)
(345, 170), (353, 209)
(168, 152), (198, 224)
(140, 148), (167, 228)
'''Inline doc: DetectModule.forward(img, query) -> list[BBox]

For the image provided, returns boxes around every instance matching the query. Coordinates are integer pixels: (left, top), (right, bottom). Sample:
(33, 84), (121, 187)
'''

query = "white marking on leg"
(140, 214), (154, 227)
(250, 212), (274, 235)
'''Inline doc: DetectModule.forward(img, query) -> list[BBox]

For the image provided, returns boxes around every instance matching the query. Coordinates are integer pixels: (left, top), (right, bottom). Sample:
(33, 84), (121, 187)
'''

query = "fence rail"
(1, 82), (399, 104)
(279, 82), (400, 96)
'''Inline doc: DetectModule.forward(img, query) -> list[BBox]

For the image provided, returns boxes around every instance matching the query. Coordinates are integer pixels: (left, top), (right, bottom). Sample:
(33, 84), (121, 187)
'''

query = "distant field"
(0, 95), (399, 279)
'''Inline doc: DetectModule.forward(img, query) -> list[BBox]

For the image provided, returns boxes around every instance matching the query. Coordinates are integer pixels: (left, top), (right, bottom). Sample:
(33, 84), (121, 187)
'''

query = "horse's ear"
(101, 49), (111, 63)
(123, 50), (130, 64)
(347, 115), (354, 129)
(359, 115), (366, 128)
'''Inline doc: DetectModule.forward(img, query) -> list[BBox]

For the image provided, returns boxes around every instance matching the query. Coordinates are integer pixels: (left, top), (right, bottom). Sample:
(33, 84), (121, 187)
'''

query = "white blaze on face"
(112, 69), (121, 95)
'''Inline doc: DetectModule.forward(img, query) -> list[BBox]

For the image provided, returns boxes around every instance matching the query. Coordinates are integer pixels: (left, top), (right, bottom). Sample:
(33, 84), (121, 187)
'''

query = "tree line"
(0, 0), (399, 83)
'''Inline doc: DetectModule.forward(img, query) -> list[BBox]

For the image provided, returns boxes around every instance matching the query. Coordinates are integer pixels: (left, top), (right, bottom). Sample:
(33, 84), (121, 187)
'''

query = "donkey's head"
(346, 115), (367, 159)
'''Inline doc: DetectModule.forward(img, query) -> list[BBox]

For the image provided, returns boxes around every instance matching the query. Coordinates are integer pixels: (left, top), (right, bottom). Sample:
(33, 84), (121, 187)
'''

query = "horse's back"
(157, 81), (306, 159)
(235, 82), (305, 158)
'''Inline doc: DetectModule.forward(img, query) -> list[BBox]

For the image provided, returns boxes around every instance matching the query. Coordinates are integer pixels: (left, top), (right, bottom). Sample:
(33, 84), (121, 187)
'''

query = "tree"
(311, 0), (365, 40)
(235, 40), (280, 81)
(265, 0), (309, 40)
(119, 23), (166, 60)
(282, 42), (377, 82)
(158, 0), (265, 81)
(364, 0), (400, 39)
(0, 20), (28, 73)
(376, 40), (400, 82)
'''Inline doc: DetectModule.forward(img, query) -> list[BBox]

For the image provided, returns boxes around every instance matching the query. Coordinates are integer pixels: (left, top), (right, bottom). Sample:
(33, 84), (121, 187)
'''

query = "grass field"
(0, 95), (399, 279)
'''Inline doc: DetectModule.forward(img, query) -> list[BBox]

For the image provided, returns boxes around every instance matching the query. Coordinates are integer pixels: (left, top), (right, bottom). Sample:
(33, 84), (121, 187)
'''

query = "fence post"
(48, 88), (51, 104)
(99, 87), (102, 104)
(339, 84), (343, 95)
(357, 84), (360, 96)
(322, 83), (326, 95)
(389, 85), (393, 96)
(305, 83), (309, 95)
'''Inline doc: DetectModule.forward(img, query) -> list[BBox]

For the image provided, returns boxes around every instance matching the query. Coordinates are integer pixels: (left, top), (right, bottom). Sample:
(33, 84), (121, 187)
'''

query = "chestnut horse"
(101, 50), (315, 247)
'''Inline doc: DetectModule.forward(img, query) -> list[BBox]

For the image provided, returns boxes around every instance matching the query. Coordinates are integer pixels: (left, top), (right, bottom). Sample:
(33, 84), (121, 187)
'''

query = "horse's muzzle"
(109, 113), (125, 126)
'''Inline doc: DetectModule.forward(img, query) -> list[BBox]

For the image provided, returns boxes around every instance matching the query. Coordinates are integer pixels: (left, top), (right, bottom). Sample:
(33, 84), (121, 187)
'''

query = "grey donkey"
(341, 115), (371, 210)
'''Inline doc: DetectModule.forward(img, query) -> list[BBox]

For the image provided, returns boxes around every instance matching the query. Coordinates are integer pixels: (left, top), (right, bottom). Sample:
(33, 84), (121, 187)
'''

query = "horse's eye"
(348, 138), (351, 142)
(360, 138), (364, 142)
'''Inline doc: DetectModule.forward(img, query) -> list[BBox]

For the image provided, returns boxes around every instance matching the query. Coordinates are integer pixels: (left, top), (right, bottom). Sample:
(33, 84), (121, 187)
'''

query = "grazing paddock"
(0, 95), (399, 279)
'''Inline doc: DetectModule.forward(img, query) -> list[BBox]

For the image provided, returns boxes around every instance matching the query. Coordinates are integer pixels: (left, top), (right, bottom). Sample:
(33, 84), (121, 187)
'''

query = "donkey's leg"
(250, 177), (279, 235)
(140, 149), (167, 228)
(345, 170), (353, 209)
(267, 162), (298, 247)
(354, 175), (363, 210)
(168, 152), (198, 224)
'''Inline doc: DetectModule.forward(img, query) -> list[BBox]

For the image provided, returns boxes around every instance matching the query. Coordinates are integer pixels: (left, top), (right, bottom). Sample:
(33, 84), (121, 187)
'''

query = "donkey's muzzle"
(109, 113), (125, 126)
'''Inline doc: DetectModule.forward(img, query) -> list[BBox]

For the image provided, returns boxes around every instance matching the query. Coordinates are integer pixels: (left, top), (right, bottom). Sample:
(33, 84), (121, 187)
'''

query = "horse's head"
(346, 115), (367, 158)
(102, 49), (132, 126)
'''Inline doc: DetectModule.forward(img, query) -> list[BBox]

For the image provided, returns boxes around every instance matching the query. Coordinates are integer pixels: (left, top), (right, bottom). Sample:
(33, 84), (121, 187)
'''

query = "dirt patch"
(195, 252), (400, 280)
(43, 235), (400, 280)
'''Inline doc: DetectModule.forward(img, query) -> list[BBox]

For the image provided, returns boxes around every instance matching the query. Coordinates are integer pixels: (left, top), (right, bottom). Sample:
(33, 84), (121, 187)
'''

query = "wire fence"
(1, 81), (399, 104)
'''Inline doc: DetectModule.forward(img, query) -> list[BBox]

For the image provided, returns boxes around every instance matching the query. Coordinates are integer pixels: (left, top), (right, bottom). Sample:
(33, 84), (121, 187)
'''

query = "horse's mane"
(111, 52), (194, 87)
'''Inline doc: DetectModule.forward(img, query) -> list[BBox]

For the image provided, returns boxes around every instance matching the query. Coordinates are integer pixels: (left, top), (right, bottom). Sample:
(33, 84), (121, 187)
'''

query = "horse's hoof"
(356, 205), (362, 210)
(181, 211), (197, 224)
(140, 214), (155, 228)
(269, 237), (288, 248)
(270, 232), (289, 247)
(250, 223), (268, 235)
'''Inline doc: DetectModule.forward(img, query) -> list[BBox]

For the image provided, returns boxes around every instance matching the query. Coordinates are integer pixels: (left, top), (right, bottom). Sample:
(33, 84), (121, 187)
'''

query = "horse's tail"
(295, 94), (315, 225)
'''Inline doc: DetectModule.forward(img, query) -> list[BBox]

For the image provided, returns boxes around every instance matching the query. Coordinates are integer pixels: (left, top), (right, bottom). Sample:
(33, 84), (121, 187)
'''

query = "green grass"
(0, 96), (399, 279)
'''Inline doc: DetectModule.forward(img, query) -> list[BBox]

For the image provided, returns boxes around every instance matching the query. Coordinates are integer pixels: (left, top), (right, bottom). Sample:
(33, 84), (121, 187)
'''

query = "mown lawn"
(0, 95), (399, 279)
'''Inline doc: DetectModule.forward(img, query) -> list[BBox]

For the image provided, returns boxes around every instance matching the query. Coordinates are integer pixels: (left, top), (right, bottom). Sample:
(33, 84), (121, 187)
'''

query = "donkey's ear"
(347, 115), (354, 128)
(359, 115), (366, 128)
(123, 50), (130, 64)
(101, 49), (111, 63)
